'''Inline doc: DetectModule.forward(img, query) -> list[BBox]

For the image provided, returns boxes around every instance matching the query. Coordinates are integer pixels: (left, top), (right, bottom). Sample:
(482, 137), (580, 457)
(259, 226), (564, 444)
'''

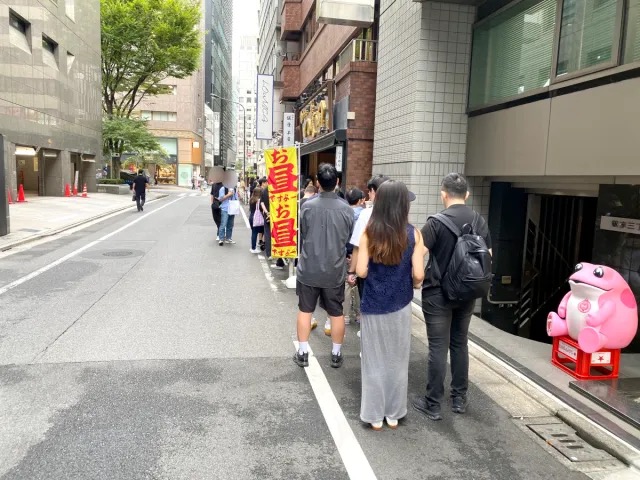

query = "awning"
(300, 129), (347, 156)
(81, 155), (96, 163)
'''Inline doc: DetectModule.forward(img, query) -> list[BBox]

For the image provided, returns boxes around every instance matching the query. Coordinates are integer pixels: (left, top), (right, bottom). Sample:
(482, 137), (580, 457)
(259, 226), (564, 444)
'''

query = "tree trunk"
(113, 157), (122, 179)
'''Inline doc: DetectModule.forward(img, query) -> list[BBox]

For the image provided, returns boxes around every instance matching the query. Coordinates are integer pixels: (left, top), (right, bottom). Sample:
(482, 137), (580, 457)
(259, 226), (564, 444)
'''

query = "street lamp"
(211, 93), (246, 185)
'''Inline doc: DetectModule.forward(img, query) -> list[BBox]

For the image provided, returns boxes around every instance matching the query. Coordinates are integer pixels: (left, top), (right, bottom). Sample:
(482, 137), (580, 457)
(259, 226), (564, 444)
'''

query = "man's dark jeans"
(135, 192), (146, 211)
(211, 205), (221, 235)
(422, 290), (475, 409)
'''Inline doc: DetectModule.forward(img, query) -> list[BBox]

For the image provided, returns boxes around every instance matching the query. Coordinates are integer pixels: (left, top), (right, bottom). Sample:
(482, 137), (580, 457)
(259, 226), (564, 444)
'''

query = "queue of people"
(293, 167), (492, 432)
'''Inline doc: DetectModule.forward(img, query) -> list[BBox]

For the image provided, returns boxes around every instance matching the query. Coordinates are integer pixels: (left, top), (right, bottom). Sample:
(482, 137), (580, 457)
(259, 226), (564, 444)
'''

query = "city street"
(0, 193), (620, 479)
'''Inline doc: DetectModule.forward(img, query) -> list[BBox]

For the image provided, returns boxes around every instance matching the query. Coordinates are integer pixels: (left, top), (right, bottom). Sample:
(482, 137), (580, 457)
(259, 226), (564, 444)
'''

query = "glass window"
(42, 35), (58, 69)
(624, 0), (640, 63)
(469, 0), (556, 109)
(65, 0), (75, 21)
(469, 0), (556, 108)
(9, 11), (30, 53)
(556, 0), (617, 77)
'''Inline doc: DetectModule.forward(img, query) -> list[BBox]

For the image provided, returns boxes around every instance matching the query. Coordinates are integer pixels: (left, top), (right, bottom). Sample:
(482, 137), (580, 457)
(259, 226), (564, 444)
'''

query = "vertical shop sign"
(335, 145), (343, 172)
(265, 147), (298, 258)
(283, 113), (295, 147)
(213, 112), (220, 156)
(256, 74), (274, 140)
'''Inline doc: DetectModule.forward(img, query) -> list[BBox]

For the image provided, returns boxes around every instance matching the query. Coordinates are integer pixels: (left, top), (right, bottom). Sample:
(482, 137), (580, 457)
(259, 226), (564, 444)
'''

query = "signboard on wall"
(316, 0), (374, 27)
(600, 216), (640, 235)
(283, 113), (295, 147)
(256, 74), (274, 140)
(213, 112), (220, 156)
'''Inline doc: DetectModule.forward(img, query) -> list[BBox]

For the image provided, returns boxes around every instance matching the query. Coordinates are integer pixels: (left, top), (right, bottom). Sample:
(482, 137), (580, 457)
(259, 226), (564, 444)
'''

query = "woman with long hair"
(249, 187), (264, 253)
(356, 180), (425, 430)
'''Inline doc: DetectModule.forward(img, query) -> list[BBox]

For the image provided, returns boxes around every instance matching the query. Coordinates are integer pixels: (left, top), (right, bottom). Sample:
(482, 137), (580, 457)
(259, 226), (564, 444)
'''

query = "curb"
(410, 301), (640, 469)
(0, 194), (169, 252)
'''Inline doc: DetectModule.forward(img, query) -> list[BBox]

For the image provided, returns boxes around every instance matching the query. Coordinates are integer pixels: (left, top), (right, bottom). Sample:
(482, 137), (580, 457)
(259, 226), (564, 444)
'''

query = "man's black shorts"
(296, 281), (345, 317)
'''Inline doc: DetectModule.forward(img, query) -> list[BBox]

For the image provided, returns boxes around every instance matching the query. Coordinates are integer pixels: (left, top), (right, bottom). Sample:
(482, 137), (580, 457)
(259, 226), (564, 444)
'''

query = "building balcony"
(280, 57), (301, 101)
(281, 0), (302, 41)
(337, 38), (377, 73)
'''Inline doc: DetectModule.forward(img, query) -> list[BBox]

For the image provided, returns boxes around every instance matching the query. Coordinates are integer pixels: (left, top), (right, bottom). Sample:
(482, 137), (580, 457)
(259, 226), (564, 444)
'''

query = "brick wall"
(281, 0), (302, 35)
(281, 60), (301, 100)
(335, 62), (377, 191)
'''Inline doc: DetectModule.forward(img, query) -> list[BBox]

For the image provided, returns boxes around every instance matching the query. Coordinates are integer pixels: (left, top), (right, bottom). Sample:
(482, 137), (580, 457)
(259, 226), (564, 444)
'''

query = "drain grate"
(527, 423), (613, 462)
(102, 250), (134, 258)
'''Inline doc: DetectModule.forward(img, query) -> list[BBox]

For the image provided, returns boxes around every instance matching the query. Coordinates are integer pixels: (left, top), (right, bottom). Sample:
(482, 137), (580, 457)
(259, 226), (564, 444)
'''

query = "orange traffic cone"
(7, 189), (13, 204)
(81, 183), (88, 198)
(64, 184), (71, 197)
(72, 184), (78, 196)
(17, 184), (26, 203)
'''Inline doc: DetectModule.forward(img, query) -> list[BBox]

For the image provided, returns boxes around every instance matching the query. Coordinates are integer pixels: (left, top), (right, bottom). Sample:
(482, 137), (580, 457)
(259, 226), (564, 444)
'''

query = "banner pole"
(284, 143), (300, 290)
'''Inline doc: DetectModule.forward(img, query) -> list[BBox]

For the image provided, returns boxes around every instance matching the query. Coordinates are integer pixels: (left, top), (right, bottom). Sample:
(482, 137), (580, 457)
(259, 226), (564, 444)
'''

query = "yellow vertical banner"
(265, 147), (299, 259)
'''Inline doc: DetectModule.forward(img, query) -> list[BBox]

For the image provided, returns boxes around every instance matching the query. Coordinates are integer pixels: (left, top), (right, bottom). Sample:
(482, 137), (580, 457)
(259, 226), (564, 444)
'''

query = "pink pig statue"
(547, 263), (638, 353)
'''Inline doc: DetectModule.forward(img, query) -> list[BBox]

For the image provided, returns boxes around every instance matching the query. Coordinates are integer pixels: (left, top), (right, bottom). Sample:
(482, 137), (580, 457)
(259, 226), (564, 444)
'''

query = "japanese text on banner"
(265, 147), (298, 259)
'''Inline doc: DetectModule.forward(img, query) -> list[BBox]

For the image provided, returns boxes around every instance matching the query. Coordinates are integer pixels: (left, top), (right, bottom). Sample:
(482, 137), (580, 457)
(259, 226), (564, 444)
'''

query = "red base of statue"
(552, 335), (620, 380)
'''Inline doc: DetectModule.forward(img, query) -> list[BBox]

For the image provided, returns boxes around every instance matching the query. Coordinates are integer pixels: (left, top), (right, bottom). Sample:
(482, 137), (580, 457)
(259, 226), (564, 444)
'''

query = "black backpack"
(429, 212), (492, 302)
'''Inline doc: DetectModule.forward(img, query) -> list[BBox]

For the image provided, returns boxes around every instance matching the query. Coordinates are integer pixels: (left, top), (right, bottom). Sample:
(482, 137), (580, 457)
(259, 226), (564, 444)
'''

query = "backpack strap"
(431, 213), (462, 237)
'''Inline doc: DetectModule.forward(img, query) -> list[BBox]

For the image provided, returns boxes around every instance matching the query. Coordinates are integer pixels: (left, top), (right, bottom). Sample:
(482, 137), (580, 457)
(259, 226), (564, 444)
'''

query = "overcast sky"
(232, 0), (259, 76)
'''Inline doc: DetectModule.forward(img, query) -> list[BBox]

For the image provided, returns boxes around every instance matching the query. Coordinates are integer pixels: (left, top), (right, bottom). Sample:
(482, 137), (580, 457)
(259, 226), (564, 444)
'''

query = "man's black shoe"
(451, 396), (468, 414)
(411, 395), (442, 421)
(293, 351), (309, 367)
(330, 352), (343, 368)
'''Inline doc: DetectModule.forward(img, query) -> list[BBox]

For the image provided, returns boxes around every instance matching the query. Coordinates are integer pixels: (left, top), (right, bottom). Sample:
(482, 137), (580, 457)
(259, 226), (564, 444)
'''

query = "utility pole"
(211, 93), (246, 184)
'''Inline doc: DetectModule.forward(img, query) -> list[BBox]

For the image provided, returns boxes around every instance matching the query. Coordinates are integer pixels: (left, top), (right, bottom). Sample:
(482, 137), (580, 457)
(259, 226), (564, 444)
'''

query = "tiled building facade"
(372, 0), (487, 226)
(0, 0), (101, 220)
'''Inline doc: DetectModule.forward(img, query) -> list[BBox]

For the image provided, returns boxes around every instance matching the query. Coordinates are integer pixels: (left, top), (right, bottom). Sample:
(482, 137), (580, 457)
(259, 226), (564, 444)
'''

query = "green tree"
(101, 0), (202, 117)
(103, 116), (164, 176)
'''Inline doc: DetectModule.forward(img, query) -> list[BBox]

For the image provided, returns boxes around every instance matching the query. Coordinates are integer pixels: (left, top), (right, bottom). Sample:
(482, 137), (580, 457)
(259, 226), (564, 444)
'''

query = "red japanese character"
(276, 204), (291, 219)
(268, 163), (297, 194)
(271, 219), (297, 247)
(272, 148), (290, 165)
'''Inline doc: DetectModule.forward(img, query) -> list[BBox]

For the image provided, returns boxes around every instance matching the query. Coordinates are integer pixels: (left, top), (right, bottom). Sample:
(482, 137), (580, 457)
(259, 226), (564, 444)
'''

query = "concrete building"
(373, 0), (640, 354)
(272, 0), (378, 190)
(236, 36), (258, 179)
(0, 0), (102, 235)
(257, 0), (286, 178)
(204, 0), (234, 168)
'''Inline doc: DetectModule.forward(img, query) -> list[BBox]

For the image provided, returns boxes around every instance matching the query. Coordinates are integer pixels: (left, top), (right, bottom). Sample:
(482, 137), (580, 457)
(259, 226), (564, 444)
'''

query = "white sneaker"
(357, 330), (361, 338)
(226, 239), (236, 244)
(324, 320), (331, 336)
(311, 318), (318, 330)
(216, 236), (219, 241)
(385, 417), (398, 429)
(249, 249), (260, 253)
(371, 421), (383, 431)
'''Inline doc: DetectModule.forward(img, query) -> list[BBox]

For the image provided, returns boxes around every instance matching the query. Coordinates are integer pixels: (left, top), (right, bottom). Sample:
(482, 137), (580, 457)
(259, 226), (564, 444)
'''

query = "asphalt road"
(0, 192), (595, 479)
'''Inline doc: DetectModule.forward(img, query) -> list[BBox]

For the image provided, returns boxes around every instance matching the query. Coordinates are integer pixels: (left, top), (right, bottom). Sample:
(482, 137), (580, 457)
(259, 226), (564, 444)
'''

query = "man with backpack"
(412, 173), (492, 421)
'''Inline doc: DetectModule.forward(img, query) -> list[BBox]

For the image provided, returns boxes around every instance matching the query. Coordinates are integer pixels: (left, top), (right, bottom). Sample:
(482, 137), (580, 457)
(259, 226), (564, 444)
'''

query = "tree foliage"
(103, 116), (162, 156)
(101, 0), (202, 117)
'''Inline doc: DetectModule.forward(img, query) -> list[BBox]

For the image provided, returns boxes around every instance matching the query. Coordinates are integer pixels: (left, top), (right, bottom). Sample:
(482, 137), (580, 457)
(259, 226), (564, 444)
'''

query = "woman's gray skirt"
(360, 303), (412, 423)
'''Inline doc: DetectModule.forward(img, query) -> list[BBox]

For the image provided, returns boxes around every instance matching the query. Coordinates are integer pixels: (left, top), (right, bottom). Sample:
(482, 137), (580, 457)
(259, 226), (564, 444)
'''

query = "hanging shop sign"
(283, 113), (295, 147)
(265, 147), (299, 259)
(257, 74), (274, 140)
(600, 216), (640, 235)
(299, 90), (331, 144)
(317, 0), (374, 27)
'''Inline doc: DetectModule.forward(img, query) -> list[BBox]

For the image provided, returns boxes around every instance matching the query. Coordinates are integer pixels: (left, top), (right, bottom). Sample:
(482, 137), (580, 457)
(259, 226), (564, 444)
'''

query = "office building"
(236, 36), (258, 179)
(204, 0), (234, 168)
(373, 0), (640, 354)
(0, 0), (101, 234)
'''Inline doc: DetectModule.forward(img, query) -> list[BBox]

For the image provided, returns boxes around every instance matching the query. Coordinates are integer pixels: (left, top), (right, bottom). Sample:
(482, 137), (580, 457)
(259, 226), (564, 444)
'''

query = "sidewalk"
(0, 191), (167, 251)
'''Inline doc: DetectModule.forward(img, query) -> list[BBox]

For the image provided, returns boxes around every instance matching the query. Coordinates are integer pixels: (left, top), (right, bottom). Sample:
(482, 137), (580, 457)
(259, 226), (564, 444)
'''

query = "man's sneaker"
(357, 330), (361, 338)
(411, 395), (442, 421)
(451, 396), (468, 414)
(370, 421), (383, 431)
(218, 240), (224, 246)
(292, 351), (309, 367)
(249, 249), (260, 253)
(216, 236), (220, 241)
(311, 318), (318, 330)
(225, 239), (236, 244)
(324, 320), (331, 336)
(330, 352), (343, 368)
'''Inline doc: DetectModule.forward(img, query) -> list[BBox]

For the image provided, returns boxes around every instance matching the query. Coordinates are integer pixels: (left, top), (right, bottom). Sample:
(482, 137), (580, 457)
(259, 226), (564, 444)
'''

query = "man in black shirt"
(131, 169), (149, 212)
(210, 180), (224, 240)
(412, 173), (492, 421)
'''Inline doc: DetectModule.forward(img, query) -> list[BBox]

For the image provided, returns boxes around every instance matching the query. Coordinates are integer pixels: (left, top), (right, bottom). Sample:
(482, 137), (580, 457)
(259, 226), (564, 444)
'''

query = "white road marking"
(293, 341), (377, 480)
(239, 203), (250, 228)
(0, 197), (184, 297)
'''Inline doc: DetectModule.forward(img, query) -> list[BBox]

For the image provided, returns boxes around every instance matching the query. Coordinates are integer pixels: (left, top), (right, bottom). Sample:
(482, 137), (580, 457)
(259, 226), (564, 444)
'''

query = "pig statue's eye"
(594, 267), (604, 278)
(575, 264), (583, 272)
